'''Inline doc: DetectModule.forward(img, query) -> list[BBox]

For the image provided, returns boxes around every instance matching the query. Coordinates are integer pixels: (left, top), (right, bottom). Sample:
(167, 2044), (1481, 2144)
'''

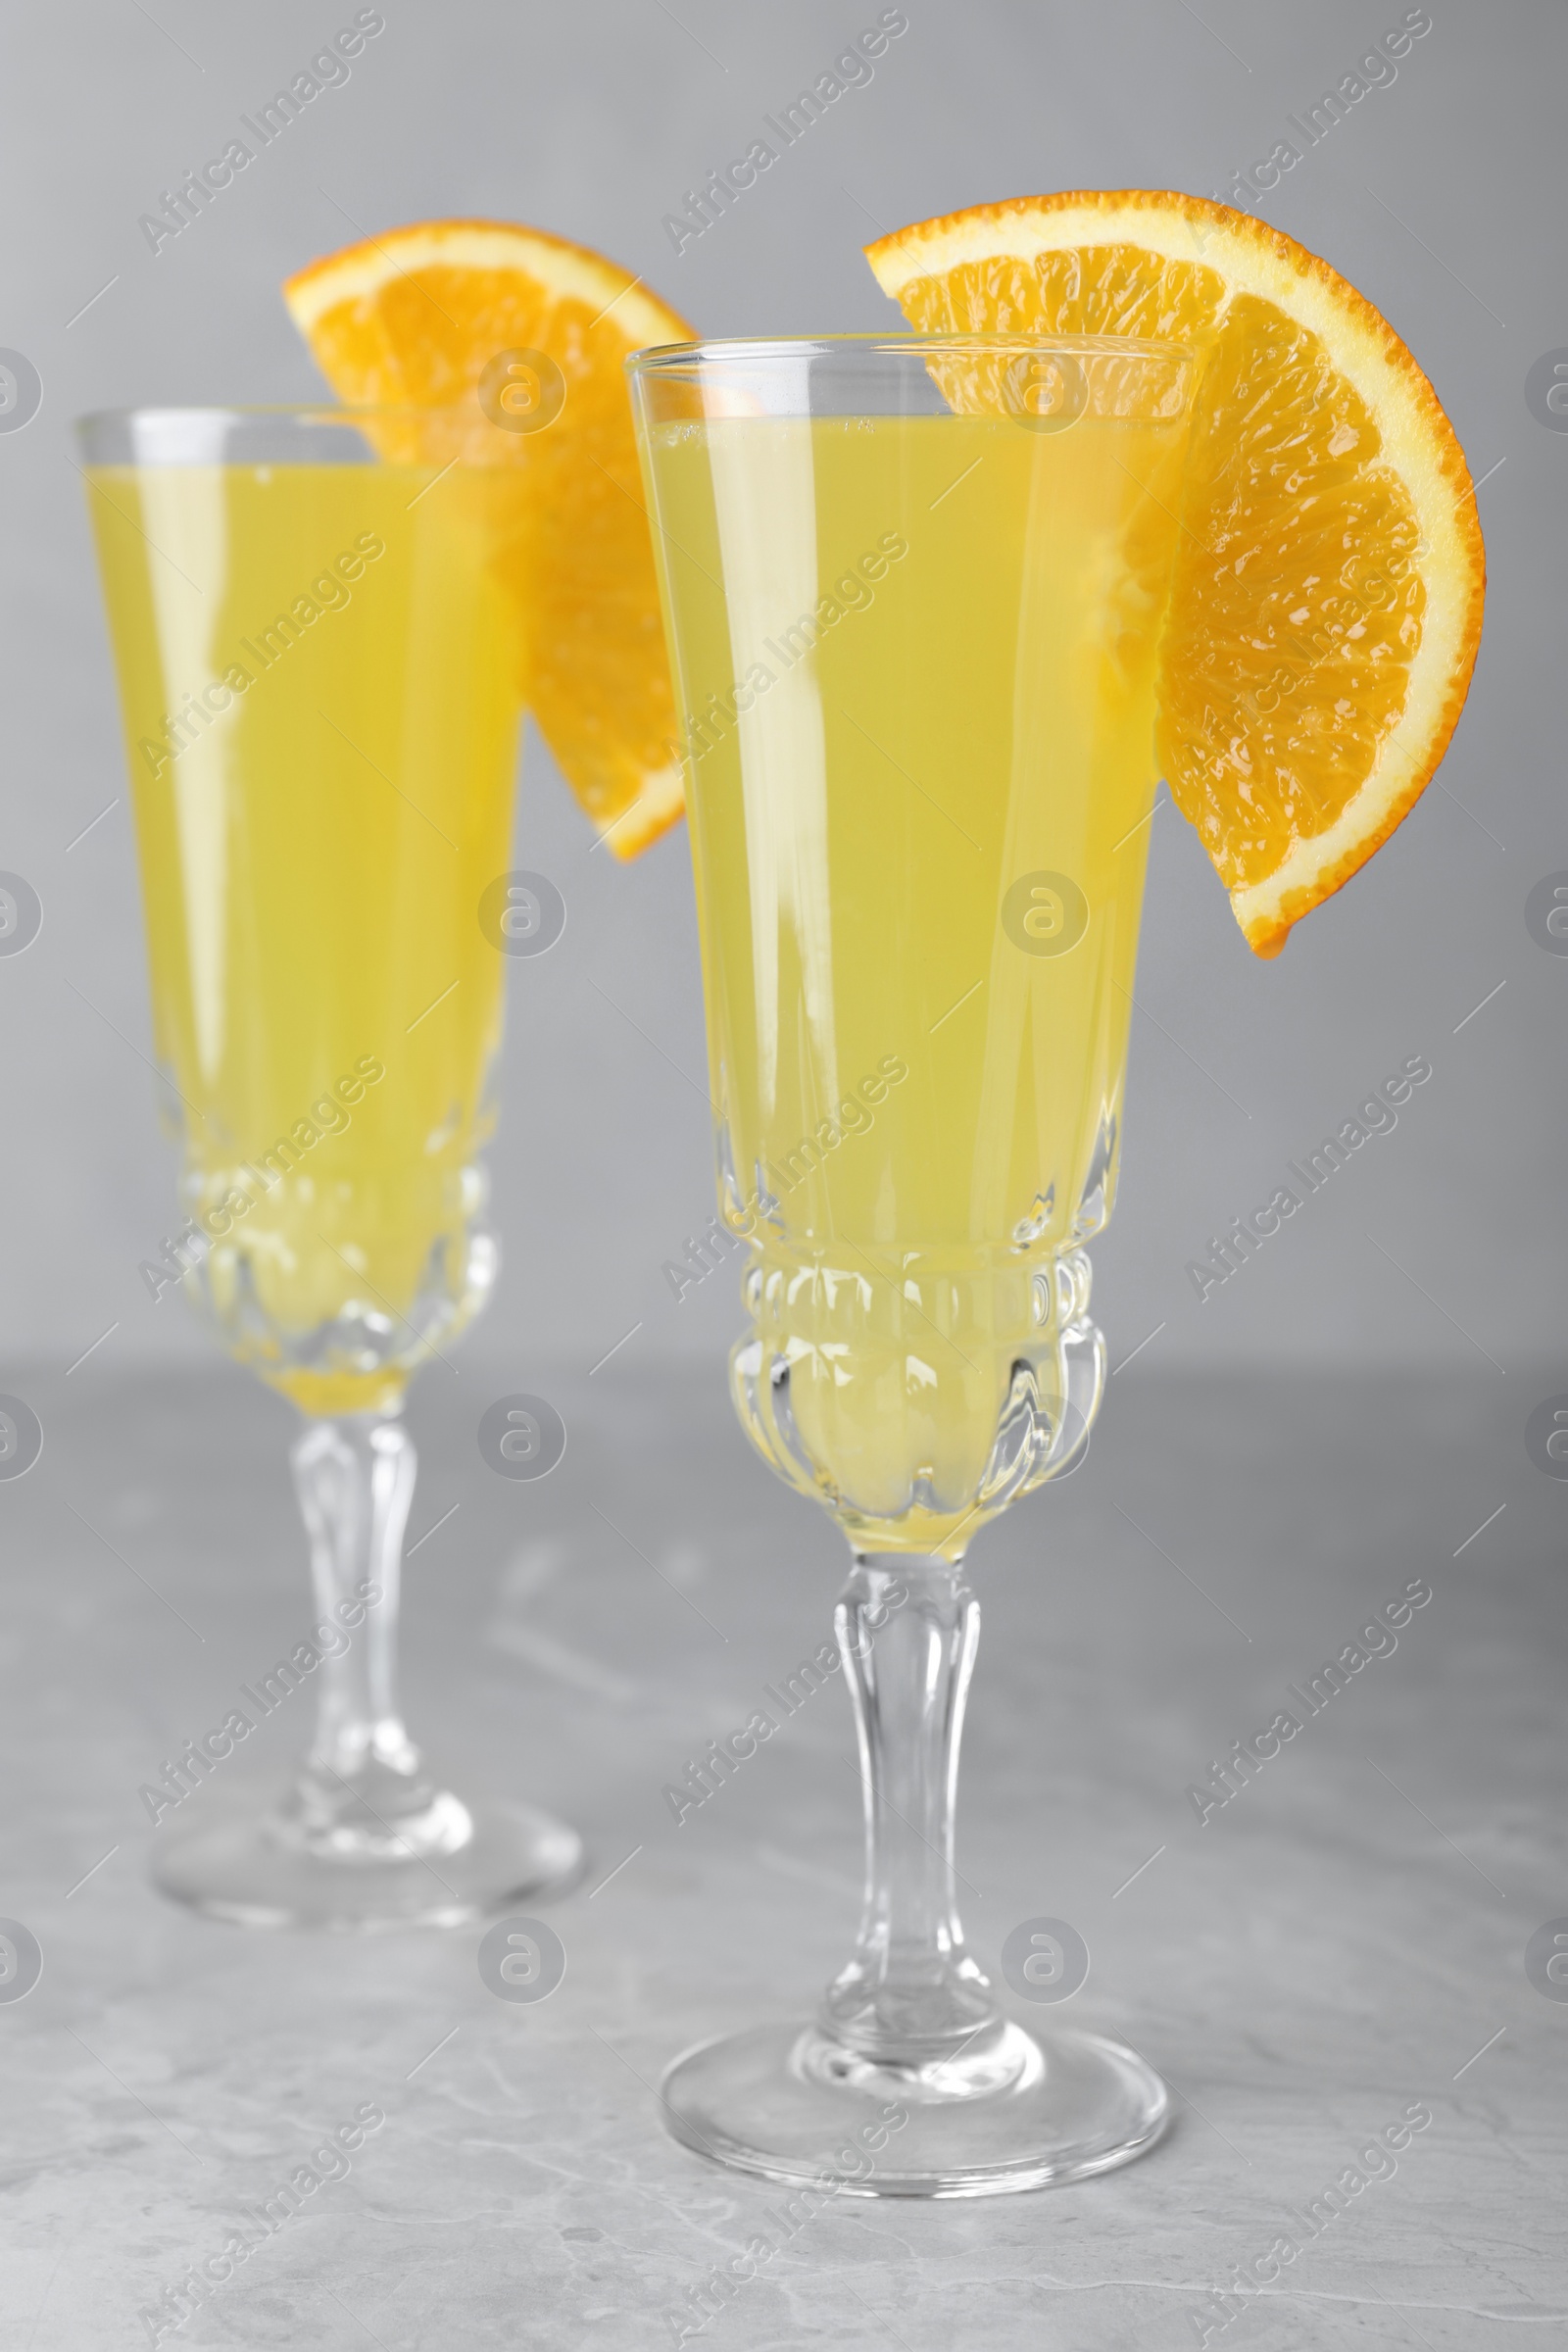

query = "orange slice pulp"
(285, 218), (696, 858)
(866, 191), (1486, 955)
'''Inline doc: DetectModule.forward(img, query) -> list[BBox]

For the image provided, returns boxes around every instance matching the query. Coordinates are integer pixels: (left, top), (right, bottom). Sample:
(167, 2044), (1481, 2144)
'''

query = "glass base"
(661, 2019), (1170, 2197)
(152, 1788), (583, 1932)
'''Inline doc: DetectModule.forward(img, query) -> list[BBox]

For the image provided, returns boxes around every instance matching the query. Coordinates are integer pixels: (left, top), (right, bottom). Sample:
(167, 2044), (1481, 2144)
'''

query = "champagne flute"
(80, 404), (580, 1929)
(630, 333), (1205, 2190)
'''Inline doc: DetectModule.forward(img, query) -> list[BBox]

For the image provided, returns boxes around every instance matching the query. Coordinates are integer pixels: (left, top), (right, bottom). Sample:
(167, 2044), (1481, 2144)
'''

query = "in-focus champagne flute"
(80, 404), (580, 1929)
(630, 333), (1206, 2191)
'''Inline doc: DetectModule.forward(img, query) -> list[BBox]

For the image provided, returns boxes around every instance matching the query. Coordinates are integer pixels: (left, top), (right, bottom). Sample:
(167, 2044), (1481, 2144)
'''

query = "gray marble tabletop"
(0, 1356), (1562, 2349)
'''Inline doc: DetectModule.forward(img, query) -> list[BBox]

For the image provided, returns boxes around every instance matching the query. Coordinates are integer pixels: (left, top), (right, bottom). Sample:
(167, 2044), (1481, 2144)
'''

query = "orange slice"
(866, 192), (1486, 956)
(284, 219), (696, 858)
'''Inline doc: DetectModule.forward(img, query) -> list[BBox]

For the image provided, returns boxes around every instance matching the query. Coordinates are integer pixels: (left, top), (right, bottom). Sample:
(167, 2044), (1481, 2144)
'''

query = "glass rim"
(74, 402), (466, 432)
(625, 329), (1212, 374)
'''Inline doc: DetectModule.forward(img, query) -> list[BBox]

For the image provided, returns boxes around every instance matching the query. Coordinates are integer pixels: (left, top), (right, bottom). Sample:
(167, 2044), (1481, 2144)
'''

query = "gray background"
(1, 0), (1560, 1389)
(2, 6), (1567, 2347)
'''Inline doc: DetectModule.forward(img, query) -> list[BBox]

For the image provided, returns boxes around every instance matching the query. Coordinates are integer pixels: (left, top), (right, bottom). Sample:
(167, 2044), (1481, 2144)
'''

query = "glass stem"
(822, 1553), (1000, 2063)
(285, 1411), (466, 1861)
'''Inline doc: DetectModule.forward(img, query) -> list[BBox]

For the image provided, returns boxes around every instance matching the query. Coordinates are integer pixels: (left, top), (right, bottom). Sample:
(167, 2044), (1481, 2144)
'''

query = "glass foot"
(661, 2019), (1170, 2197)
(152, 1790), (583, 1932)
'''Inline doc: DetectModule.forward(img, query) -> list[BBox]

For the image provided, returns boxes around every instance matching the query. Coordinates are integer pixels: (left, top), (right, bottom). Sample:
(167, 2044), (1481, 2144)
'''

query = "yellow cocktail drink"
(642, 403), (1189, 1547)
(86, 458), (524, 1413)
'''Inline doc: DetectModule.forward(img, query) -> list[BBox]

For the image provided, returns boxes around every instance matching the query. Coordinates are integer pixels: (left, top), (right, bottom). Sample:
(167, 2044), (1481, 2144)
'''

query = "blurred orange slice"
(285, 218), (696, 858)
(866, 191), (1486, 956)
